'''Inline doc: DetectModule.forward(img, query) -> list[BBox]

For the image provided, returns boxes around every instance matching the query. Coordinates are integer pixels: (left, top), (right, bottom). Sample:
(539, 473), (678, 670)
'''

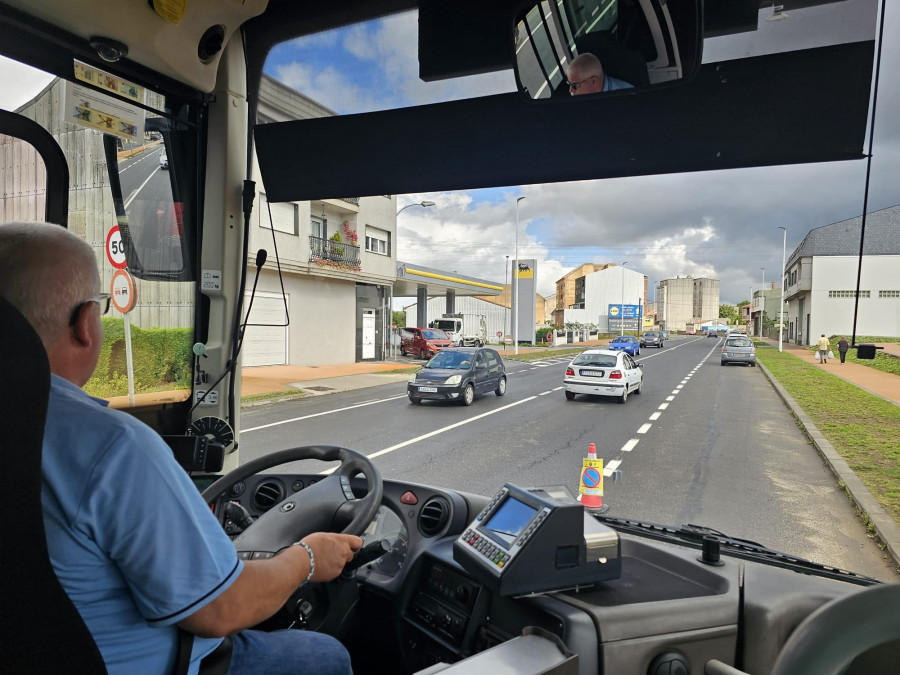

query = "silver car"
(721, 335), (756, 366)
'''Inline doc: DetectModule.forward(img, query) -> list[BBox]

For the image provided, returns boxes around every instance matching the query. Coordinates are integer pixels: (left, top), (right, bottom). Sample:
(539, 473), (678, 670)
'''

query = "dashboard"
(198, 472), (883, 675)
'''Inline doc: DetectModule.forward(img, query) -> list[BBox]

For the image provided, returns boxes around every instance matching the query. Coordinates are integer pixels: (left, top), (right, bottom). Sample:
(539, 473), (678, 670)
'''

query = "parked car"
(159, 149), (168, 169)
(563, 349), (643, 404)
(640, 331), (664, 348)
(707, 330), (717, 338)
(661, 330), (669, 340)
(721, 335), (757, 366)
(408, 347), (506, 405)
(608, 335), (640, 356)
(400, 327), (452, 359)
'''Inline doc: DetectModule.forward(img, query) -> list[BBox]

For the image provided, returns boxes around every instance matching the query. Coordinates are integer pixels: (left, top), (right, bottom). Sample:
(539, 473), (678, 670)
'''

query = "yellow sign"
(151, 0), (188, 25)
(515, 262), (533, 279)
(74, 61), (143, 102)
(579, 458), (604, 496)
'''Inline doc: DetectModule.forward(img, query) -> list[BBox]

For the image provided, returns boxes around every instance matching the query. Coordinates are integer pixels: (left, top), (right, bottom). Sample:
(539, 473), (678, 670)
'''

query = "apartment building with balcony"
(242, 76), (398, 365)
(783, 205), (900, 345)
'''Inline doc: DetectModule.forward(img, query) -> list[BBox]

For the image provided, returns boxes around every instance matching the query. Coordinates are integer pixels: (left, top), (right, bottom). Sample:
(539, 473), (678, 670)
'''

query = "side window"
(475, 352), (487, 368)
(487, 351), (500, 367)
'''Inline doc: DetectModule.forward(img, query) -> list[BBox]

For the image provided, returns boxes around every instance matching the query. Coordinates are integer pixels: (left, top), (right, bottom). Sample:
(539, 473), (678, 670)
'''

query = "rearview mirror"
(513, 0), (701, 99)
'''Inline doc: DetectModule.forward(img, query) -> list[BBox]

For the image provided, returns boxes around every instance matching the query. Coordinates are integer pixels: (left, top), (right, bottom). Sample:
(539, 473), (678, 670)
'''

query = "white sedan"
(563, 349), (643, 404)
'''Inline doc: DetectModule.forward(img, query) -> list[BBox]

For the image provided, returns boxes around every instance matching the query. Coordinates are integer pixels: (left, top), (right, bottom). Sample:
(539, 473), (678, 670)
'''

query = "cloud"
(0, 56), (55, 111)
(273, 62), (384, 114)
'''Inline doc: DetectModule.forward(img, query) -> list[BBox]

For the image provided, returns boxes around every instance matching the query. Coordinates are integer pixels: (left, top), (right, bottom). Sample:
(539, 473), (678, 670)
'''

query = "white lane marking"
(124, 165), (161, 209)
(360, 396), (538, 463)
(553, 386), (564, 391)
(649, 412), (661, 420)
(604, 459), (622, 476)
(539, 390), (552, 396)
(243, 394), (409, 432)
(621, 438), (639, 452)
(666, 395), (675, 401)
(637, 423), (652, 434)
(676, 384), (684, 389)
(671, 389), (680, 395)
(658, 402), (669, 410)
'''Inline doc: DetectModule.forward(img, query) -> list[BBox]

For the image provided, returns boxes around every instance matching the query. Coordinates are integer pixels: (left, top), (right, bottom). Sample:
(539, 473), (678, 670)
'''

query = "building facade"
(784, 205), (900, 344)
(657, 277), (720, 332)
(560, 265), (647, 333)
(243, 76), (399, 366)
(552, 262), (616, 325)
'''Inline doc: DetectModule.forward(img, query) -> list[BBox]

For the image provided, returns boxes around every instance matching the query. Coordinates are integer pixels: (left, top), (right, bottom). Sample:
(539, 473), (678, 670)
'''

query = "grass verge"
(241, 390), (306, 405)
(756, 346), (900, 524)
(504, 347), (587, 362)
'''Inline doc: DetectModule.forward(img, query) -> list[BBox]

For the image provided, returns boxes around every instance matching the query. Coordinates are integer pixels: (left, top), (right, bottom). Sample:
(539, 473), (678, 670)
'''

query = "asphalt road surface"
(238, 335), (896, 581)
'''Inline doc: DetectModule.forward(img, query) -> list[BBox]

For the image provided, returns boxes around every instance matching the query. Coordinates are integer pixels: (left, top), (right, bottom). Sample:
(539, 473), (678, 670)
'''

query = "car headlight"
(408, 374), (418, 383)
(445, 375), (462, 385)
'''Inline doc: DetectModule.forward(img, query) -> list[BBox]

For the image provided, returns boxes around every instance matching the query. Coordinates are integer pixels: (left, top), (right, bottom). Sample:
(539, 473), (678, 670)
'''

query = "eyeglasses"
(566, 75), (597, 93)
(69, 294), (111, 326)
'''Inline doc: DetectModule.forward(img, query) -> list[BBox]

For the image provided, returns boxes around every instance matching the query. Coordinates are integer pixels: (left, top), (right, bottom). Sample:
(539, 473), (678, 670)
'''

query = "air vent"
(418, 497), (450, 537)
(252, 481), (284, 511)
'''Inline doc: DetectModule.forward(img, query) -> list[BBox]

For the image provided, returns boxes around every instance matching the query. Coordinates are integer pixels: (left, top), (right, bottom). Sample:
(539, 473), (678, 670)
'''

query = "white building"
(657, 277), (720, 332)
(560, 266), (646, 332)
(242, 76), (399, 366)
(784, 205), (900, 345)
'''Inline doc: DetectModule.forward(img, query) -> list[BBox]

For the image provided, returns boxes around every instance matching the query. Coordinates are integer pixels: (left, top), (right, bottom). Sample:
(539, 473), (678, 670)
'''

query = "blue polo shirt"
(603, 74), (634, 92)
(42, 375), (242, 674)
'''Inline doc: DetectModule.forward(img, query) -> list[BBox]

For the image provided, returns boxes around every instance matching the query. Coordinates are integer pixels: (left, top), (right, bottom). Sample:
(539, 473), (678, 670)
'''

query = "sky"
(264, 3), (899, 305)
(2, 3), (897, 306)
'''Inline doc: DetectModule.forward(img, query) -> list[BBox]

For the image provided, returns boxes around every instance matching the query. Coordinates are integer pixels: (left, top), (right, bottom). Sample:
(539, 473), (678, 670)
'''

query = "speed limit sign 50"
(105, 225), (128, 269)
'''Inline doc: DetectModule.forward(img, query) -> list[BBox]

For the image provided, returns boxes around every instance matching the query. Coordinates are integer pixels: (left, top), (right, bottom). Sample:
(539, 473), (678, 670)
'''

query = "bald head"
(0, 222), (103, 385)
(566, 53), (605, 95)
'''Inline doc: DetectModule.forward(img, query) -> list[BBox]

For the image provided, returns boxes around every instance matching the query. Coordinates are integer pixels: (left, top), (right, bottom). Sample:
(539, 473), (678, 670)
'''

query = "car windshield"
(426, 351), (473, 369)
(572, 354), (617, 367)
(613, 336), (634, 343)
(726, 338), (753, 348)
(421, 329), (448, 340)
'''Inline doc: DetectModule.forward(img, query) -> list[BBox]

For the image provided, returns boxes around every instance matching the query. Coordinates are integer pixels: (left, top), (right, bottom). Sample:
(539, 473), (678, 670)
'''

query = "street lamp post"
(778, 227), (787, 352)
(396, 200), (435, 353)
(620, 262), (628, 336)
(505, 254), (510, 353)
(513, 197), (525, 355)
(759, 267), (766, 338)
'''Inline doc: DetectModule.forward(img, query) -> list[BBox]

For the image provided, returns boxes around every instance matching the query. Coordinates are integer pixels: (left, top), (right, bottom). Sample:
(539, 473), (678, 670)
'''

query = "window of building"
(879, 290), (900, 298)
(365, 225), (390, 255)
(259, 193), (298, 235)
(828, 290), (871, 298)
(311, 216), (326, 239)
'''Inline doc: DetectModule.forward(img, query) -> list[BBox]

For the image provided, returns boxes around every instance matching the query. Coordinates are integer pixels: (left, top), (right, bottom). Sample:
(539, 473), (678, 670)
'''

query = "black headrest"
(0, 295), (107, 673)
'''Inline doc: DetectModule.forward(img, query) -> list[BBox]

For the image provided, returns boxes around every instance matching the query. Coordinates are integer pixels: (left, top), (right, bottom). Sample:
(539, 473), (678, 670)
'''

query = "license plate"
(580, 370), (604, 377)
(418, 386), (438, 393)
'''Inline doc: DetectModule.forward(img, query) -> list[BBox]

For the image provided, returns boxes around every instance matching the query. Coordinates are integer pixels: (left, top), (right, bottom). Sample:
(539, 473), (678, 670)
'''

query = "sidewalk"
(758, 337), (900, 406)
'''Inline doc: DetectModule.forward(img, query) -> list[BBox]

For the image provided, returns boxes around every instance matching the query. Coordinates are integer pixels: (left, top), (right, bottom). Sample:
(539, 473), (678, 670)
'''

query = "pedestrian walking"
(838, 336), (850, 364)
(816, 334), (830, 364)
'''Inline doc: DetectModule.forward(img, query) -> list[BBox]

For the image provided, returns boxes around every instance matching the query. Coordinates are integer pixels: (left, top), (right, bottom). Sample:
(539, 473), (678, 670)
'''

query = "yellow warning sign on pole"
(579, 458), (604, 496)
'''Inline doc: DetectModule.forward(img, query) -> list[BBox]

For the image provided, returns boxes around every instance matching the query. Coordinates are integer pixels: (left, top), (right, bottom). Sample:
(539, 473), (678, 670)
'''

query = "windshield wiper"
(593, 515), (880, 586)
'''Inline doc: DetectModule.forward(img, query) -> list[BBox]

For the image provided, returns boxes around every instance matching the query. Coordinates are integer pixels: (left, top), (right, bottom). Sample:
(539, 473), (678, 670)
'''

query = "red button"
(400, 491), (418, 505)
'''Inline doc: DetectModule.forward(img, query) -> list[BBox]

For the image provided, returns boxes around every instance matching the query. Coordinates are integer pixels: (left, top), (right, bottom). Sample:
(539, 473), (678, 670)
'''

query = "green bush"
(84, 318), (193, 398)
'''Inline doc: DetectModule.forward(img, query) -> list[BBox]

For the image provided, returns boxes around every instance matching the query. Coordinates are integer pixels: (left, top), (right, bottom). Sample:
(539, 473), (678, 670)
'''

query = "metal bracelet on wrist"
(293, 540), (315, 586)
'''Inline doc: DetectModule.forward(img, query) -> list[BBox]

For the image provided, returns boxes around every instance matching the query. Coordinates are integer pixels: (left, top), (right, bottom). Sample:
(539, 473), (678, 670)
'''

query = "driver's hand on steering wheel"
(301, 533), (363, 582)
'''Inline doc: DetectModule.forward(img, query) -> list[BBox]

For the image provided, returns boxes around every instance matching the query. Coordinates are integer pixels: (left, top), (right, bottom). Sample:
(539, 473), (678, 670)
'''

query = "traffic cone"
(580, 442), (608, 514)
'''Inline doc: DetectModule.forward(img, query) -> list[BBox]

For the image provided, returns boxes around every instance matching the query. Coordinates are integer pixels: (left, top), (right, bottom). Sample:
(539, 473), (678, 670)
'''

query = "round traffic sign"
(496, 331), (503, 337)
(110, 269), (138, 313)
(105, 225), (128, 269)
(582, 468), (601, 488)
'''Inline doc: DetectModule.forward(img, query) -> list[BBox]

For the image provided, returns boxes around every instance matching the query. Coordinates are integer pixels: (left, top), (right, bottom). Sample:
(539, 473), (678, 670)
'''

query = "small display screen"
(483, 497), (537, 544)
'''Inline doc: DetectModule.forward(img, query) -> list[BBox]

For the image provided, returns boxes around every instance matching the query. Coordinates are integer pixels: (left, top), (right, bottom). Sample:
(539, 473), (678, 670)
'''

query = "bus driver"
(0, 221), (361, 675)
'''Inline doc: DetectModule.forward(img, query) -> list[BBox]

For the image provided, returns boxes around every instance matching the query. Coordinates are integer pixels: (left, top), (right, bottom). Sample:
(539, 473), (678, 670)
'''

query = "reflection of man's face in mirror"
(567, 53), (604, 96)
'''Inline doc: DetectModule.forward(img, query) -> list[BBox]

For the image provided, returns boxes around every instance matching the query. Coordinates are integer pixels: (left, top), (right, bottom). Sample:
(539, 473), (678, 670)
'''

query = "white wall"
(810, 256), (900, 338)
(564, 266), (645, 332)
(405, 296), (509, 341)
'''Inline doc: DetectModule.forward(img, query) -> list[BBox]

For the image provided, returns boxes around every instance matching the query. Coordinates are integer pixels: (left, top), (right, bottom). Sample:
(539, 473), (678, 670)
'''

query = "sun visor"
(254, 40), (874, 203)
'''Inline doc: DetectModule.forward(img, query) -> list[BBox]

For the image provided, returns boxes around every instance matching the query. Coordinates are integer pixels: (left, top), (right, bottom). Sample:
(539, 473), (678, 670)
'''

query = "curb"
(757, 360), (900, 571)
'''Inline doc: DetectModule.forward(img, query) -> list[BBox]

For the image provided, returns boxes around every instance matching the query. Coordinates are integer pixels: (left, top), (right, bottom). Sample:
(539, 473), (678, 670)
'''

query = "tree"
(719, 304), (739, 324)
(392, 310), (406, 328)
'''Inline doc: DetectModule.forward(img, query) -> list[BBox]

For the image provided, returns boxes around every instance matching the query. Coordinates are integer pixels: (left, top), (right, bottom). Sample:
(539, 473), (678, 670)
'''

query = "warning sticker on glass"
(63, 81), (144, 142)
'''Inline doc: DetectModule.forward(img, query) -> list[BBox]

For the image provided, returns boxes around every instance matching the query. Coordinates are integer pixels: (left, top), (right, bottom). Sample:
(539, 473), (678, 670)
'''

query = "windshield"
(426, 351), (473, 369)
(421, 329), (449, 340)
(572, 353), (617, 367)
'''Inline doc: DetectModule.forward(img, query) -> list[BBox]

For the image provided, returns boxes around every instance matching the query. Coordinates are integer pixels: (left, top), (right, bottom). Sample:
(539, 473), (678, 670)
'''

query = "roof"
(787, 204), (900, 267)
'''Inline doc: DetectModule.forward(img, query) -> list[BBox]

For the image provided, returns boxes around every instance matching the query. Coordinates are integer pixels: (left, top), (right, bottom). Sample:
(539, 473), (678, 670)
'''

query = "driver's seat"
(0, 295), (107, 672)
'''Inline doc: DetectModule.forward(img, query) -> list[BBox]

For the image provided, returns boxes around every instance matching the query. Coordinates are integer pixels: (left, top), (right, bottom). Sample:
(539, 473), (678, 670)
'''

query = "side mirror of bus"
(513, 0), (702, 100)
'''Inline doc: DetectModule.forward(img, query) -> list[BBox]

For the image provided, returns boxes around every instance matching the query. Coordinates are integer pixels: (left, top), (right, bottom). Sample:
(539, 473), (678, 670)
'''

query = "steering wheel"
(771, 582), (900, 675)
(201, 445), (382, 555)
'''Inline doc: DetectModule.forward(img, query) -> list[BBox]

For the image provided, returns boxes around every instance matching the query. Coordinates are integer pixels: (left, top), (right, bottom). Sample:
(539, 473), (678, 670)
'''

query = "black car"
(640, 331), (664, 348)
(407, 347), (506, 405)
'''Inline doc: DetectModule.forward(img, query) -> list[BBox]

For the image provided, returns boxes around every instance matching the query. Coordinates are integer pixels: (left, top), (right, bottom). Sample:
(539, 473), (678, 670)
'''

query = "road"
(115, 144), (185, 273)
(238, 336), (896, 581)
